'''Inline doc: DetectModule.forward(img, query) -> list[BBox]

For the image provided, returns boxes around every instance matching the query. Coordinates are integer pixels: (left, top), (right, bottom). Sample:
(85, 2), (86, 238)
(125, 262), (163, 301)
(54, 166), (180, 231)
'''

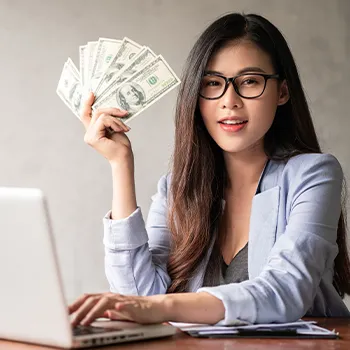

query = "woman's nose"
(220, 82), (243, 109)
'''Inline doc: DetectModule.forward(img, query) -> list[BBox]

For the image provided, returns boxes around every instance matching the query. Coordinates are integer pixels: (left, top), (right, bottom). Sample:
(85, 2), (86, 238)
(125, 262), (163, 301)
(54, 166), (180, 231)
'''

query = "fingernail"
(81, 318), (88, 326)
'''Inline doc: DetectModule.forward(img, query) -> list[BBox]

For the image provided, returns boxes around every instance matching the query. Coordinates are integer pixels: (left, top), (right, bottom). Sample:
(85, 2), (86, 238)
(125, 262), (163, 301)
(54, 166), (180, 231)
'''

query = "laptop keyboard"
(73, 325), (121, 336)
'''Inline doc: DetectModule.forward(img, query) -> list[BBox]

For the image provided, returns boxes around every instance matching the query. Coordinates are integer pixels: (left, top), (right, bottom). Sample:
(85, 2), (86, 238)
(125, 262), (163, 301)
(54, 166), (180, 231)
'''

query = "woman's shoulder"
(283, 152), (342, 174)
(279, 152), (344, 187)
(151, 173), (172, 201)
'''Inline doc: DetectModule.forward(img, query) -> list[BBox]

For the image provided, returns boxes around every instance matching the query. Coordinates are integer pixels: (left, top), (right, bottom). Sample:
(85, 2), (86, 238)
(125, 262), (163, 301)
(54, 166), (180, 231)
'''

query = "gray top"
(202, 243), (249, 287)
(221, 243), (249, 284)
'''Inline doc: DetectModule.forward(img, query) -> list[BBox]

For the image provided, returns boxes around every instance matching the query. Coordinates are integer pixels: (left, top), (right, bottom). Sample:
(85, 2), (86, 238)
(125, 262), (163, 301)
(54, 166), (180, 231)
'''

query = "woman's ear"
(277, 79), (290, 106)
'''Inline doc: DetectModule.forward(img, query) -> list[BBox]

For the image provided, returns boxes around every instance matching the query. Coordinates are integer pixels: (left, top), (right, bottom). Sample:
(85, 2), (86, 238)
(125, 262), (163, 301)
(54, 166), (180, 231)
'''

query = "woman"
(70, 12), (350, 326)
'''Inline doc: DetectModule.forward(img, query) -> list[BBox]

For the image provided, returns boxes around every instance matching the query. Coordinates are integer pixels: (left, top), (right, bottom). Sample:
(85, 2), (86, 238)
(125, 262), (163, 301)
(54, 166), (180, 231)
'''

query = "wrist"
(161, 294), (177, 322)
(109, 151), (134, 171)
(160, 292), (225, 324)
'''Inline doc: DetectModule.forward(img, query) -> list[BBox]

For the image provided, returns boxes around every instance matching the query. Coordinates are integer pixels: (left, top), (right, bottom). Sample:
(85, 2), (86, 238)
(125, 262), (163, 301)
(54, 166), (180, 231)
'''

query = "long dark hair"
(166, 12), (350, 297)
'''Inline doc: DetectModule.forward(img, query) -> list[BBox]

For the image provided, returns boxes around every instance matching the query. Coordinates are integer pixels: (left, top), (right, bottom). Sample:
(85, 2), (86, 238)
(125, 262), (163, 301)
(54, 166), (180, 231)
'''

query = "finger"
(115, 301), (139, 318)
(68, 293), (95, 315)
(91, 108), (128, 124)
(80, 92), (95, 129)
(113, 117), (131, 132)
(71, 297), (100, 327)
(94, 115), (129, 133)
(100, 115), (130, 132)
(80, 297), (112, 326)
(107, 309), (133, 322)
(79, 294), (127, 325)
(94, 119), (124, 136)
(103, 125), (127, 139)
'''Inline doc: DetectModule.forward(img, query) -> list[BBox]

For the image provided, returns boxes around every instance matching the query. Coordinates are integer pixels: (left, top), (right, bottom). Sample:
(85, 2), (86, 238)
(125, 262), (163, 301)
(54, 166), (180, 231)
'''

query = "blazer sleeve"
(197, 153), (344, 324)
(103, 174), (172, 295)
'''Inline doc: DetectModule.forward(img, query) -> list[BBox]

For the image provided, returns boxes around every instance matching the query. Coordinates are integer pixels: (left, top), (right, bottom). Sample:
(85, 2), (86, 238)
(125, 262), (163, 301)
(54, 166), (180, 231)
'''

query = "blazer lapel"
(248, 185), (280, 279)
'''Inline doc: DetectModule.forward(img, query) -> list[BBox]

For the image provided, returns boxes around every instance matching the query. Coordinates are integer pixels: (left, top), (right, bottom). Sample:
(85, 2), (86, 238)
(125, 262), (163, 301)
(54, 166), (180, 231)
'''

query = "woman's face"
(198, 40), (289, 155)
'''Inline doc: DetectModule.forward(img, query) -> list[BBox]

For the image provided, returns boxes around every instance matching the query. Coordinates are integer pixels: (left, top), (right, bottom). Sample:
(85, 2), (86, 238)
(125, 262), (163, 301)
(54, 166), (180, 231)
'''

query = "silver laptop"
(0, 187), (176, 348)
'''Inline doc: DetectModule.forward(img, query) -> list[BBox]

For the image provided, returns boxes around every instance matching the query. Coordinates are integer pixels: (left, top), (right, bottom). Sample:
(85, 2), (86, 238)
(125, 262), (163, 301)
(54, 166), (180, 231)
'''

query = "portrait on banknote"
(116, 82), (146, 113)
(69, 83), (82, 114)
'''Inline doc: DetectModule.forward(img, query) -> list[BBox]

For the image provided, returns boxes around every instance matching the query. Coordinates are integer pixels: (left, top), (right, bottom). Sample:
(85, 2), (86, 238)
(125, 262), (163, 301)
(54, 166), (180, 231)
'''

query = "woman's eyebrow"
(204, 67), (267, 75)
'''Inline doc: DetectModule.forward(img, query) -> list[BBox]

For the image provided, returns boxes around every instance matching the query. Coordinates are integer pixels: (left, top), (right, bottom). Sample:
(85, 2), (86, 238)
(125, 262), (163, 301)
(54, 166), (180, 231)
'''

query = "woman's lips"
(219, 121), (248, 132)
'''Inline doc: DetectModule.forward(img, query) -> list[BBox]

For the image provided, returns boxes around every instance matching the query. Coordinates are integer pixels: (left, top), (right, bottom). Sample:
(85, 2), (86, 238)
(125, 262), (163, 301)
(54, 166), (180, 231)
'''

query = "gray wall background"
(0, 0), (349, 307)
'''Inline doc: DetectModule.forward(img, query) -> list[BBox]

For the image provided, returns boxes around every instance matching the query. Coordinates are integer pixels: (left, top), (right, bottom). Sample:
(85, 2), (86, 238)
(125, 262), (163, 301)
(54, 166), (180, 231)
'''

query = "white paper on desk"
(169, 322), (211, 328)
(171, 320), (317, 333)
(174, 320), (337, 337)
(227, 320), (317, 331)
(169, 320), (316, 332)
(169, 319), (248, 330)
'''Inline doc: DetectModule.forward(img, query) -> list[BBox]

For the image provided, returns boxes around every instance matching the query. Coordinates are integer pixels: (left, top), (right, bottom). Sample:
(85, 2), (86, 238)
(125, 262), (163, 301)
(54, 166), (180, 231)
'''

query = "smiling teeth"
(221, 120), (246, 125)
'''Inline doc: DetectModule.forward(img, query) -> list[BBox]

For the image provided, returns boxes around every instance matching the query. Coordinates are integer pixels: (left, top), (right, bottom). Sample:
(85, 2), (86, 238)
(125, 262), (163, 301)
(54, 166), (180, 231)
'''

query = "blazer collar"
(248, 184), (280, 278)
(258, 158), (283, 192)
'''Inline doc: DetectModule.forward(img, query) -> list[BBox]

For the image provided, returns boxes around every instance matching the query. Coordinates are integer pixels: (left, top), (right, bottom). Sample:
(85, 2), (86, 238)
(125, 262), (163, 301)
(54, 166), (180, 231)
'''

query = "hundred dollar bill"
(86, 41), (98, 92)
(90, 38), (122, 92)
(68, 57), (80, 79)
(94, 37), (142, 97)
(79, 45), (87, 87)
(95, 46), (156, 102)
(93, 55), (181, 124)
(56, 58), (82, 119)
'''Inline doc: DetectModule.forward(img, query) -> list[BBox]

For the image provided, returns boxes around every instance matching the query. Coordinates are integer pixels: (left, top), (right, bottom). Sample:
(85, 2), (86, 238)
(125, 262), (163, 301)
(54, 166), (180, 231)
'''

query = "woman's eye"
(242, 79), (257, 85)
(207, 80), (221, 86)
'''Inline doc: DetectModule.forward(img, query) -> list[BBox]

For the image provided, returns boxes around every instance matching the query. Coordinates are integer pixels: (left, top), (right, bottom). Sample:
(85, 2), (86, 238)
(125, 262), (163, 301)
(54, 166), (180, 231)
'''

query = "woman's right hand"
(80, 92), (133, 164)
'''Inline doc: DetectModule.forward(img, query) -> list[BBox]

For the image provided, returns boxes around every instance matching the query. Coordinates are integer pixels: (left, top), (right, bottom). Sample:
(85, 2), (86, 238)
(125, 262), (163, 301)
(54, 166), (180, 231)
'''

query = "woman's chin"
(215, 140), (249, 154)
(215, 140), (263, 155)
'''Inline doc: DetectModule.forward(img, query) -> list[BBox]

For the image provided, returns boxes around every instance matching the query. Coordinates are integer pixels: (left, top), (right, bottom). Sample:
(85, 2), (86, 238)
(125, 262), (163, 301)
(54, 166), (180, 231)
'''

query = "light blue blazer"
(103, 153), (350, 324)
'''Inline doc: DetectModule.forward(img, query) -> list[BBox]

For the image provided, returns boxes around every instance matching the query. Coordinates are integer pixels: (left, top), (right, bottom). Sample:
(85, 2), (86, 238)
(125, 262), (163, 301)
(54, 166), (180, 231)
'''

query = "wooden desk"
(1, 318), (349, 350)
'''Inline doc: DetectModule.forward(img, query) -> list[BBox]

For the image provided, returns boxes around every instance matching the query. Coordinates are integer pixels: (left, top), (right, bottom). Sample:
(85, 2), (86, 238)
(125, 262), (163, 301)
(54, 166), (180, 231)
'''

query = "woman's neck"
(223, 145), (268, 193)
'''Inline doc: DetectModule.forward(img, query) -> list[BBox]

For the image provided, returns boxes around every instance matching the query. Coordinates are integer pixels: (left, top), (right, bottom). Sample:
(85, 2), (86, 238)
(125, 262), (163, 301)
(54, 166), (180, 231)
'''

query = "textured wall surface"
(0, 0), (349, 307)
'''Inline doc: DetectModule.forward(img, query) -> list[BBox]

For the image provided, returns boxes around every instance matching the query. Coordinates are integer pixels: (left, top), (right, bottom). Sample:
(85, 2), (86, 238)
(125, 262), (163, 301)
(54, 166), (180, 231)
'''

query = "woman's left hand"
(69, 293), (169, 327)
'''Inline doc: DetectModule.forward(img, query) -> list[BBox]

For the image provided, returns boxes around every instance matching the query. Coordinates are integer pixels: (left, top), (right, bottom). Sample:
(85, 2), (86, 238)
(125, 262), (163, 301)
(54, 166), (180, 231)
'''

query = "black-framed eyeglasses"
(199, 72), (280, 100)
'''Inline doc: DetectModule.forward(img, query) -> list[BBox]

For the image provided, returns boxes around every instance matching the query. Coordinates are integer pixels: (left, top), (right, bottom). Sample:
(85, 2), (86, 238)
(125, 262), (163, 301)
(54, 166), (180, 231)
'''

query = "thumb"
(80, 91), (95, 129)
(85, 91), (95, 105)
(105, 309), (131, 321)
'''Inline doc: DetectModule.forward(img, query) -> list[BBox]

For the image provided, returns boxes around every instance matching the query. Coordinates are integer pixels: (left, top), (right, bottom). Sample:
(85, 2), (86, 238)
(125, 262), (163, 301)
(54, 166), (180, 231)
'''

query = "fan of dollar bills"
(56, 37), (181, 124)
